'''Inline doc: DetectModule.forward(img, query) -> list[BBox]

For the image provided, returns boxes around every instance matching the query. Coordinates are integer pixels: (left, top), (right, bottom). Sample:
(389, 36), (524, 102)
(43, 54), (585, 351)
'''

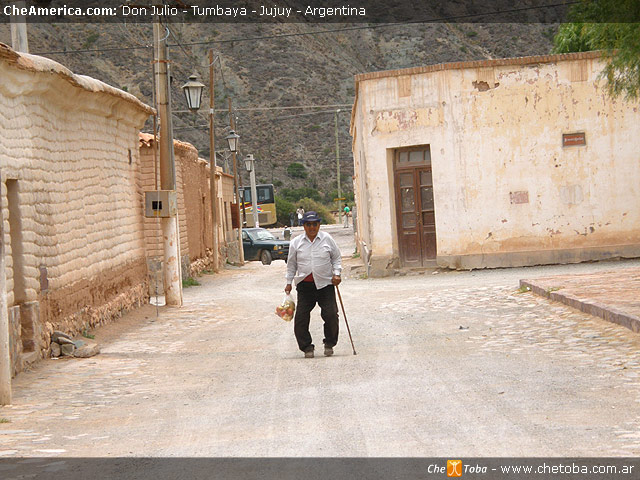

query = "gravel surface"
(2, 225), (640, 458)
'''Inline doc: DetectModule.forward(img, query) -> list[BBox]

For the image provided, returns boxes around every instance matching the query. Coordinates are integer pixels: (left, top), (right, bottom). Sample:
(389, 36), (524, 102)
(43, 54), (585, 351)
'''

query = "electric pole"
(228, 98), (245, 264)
(0, 170), (12, 405)
(153, 18), (183, 306)
(335, 109), (342, 224)
(10, 1), (28, 53)
(208, 50), (219, 272)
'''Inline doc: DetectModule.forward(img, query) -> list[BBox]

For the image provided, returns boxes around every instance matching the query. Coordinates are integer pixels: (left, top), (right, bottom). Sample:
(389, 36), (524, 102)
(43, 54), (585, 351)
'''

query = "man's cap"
(301, 211), (321, 224)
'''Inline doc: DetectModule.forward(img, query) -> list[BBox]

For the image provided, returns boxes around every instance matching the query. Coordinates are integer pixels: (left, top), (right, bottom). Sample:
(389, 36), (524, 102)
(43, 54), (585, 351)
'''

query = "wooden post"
(0, 171), (12, 405)
(208, 50), (220, 272)
(10, 1), (29, 53)
(228, 98), (244, 264)
(335, 109), (342, 224)
(153, 19), (183, 306)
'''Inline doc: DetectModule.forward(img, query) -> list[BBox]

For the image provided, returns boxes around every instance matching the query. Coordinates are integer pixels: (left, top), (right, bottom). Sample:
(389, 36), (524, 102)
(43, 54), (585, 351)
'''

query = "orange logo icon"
(447, 460), (462, 477)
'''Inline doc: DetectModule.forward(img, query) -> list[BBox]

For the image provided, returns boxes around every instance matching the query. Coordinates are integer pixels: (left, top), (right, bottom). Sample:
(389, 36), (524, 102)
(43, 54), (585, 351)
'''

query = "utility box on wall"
(144, 190), (177, 218)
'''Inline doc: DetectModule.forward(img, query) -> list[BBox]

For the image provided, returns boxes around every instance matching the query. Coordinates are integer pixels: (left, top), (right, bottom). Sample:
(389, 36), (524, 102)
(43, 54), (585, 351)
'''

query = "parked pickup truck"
(241, 228), (289, 265)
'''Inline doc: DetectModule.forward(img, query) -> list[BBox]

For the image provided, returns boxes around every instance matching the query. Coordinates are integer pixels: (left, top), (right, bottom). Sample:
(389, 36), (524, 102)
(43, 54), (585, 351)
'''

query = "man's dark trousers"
(294, 282), (339, 353)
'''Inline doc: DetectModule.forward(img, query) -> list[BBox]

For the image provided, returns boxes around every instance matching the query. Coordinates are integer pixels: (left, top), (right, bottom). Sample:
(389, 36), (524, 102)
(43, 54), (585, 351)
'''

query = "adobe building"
(0, 43), (153, 373)
(350, 51), (640, 276)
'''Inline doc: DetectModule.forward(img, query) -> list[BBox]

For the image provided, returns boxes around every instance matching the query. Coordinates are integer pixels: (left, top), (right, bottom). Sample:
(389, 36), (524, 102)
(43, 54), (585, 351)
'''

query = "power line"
(230, 103), (352, 111)
(172, 103), (353, 125)
(268, 109), (345, 121)
(33, 2), (576, 56)
(158, 2), (577, 49)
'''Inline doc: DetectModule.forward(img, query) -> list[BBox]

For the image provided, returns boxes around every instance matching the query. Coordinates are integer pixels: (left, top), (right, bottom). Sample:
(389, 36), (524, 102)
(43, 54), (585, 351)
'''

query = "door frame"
(392, 145), (436, 267)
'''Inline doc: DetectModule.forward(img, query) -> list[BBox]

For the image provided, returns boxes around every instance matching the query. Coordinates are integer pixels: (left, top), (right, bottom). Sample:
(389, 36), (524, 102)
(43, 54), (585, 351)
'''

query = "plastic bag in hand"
(275, 293), (296, 322)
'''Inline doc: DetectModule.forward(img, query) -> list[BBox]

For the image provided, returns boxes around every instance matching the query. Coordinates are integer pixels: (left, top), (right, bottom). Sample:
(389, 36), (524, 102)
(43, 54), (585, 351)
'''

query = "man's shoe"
(324, 346), (334, 357)
(304, 350), (314, 358)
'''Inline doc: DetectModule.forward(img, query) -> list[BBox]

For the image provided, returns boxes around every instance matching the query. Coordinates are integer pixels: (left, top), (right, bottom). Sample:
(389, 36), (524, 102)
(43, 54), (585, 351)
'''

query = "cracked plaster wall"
(351, 53), (640, 272)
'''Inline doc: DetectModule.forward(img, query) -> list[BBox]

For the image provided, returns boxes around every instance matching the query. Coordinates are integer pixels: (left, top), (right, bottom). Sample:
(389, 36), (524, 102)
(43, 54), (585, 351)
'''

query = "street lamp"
(181, 74), (205, 112)
(245, 154), (259, 228)
(225, 128), (246, 261)
(225, 130), (239, 153)
(243, 154), (253, 172)
(180, 66), (219, 272)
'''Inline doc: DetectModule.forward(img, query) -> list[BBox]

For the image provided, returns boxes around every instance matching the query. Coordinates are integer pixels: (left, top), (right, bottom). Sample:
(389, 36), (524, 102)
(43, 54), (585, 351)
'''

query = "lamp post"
(180, 72), (244, 265)
(244, 154), (259, 228)
(226, 128), (244, 263)
(181, 69), (221, 271)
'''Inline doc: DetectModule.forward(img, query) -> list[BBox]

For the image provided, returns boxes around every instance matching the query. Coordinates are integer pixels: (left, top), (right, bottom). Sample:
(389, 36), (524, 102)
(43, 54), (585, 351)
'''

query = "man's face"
(303, 221), (320, 239)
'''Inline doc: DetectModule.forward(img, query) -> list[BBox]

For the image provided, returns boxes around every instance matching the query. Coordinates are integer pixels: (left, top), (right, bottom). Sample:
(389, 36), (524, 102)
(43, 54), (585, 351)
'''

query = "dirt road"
(2, 225), (640, 459)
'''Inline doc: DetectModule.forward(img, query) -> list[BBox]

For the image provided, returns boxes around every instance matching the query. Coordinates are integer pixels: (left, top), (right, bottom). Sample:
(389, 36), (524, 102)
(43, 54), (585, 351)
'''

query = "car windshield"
(250, 229), (275, 241)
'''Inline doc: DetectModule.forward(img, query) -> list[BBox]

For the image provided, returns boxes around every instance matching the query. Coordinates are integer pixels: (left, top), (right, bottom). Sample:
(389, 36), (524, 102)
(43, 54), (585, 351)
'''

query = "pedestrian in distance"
(285, 211), (342, 358)
(343, 203), (350, 228)
(296, 206), (305, 226)
(289, 211), (296, 229)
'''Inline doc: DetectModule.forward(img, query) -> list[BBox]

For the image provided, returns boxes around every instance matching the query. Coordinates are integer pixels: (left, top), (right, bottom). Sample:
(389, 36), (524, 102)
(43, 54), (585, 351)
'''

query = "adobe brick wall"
(140, 134), (232, 293)
(139, 135), (190, 263)
(0, 43), (153, 372)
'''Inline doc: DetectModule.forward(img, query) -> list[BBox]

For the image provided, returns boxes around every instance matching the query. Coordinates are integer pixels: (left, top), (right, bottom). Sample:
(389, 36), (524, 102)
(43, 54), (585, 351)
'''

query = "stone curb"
(519, 279), (640, 334)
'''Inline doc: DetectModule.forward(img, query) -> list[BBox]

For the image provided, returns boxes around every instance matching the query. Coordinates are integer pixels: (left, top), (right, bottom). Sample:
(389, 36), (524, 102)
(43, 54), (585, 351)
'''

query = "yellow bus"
(240, 184), (277, 227)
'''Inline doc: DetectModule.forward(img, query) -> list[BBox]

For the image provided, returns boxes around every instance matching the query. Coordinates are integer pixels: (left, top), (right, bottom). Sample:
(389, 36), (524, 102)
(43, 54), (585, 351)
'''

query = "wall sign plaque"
(563, 132), (586, 147)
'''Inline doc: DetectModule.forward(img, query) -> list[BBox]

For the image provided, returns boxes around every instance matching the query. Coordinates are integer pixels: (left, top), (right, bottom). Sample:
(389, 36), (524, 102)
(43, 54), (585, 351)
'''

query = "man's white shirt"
(286, 230), (342, 289)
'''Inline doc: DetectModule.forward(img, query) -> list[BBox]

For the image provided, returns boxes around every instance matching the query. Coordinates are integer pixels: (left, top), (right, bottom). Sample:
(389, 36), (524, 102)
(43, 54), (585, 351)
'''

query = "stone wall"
(0, 43), (153, 373)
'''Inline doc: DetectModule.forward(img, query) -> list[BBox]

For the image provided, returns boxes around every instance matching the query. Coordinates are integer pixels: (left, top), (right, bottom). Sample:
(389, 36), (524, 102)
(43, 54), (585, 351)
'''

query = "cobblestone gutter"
(520, 268), (640, 334)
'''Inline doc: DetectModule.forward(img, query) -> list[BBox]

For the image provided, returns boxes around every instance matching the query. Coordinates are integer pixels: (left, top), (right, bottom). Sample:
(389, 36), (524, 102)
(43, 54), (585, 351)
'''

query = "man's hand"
(285, 284), (292, 294)
(332, 275), (341, 286)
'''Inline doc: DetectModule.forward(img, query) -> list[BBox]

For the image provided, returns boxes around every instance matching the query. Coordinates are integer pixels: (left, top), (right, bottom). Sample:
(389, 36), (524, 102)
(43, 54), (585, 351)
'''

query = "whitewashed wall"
(351, 52), (640, 274)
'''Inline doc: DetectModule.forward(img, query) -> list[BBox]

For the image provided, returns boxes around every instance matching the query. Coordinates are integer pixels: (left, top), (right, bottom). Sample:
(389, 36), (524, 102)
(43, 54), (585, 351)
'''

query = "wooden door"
(394, 148), (436, 267)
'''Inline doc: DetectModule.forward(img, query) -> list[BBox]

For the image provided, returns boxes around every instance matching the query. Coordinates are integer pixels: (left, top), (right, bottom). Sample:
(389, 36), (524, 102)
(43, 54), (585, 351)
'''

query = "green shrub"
(183, 277), (200, 288)
(83, 32), (99, 49)
(275, 195), (296, 226)
(298, 198), (334, 225)
(280, 187), (322, 203)
(287, 162), (307, 178)
(276, 196), (335, 226)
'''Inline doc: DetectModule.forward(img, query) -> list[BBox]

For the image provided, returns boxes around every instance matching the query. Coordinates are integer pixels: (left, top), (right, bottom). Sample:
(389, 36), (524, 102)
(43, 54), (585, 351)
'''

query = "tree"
(275, 195), (295, 226)
(552, 0), (640, 99)
(286, 162), (307, 178)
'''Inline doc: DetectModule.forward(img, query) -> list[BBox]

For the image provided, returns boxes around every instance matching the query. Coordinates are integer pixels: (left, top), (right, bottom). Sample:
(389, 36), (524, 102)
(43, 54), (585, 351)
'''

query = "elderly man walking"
(285, 211), (342, 358)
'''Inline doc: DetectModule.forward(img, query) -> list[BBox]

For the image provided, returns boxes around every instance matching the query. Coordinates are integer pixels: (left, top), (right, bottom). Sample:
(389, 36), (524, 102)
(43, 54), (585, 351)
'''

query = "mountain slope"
(0, 21), (559, 197)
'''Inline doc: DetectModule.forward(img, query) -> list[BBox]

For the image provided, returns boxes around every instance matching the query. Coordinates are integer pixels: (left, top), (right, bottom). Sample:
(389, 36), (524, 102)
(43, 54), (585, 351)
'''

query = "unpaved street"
(2, 226), (640, 458)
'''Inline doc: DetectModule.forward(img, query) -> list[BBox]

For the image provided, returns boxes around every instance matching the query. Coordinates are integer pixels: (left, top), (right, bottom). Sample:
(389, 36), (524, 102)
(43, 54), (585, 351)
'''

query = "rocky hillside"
(0, 19), (560, 198)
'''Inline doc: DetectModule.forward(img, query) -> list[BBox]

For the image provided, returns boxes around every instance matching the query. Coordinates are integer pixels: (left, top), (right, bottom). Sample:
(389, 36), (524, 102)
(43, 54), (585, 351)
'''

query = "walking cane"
(336, 285), (357, 355)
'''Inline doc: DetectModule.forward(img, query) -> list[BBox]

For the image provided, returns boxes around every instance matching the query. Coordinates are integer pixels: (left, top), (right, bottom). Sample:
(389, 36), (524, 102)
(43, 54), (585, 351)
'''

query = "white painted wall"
(351, 52), (640, 272)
